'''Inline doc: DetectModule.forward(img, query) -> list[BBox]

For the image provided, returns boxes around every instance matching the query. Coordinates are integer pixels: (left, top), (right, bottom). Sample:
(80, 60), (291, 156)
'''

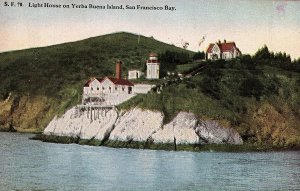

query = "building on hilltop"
(206, 40), (241, 60)
(146, 53), (160, 79)
(82, 53), (161, 106)
(127, 52), (160, 80)
(128, 69), (143, 80)
(82, 61), (134, 106)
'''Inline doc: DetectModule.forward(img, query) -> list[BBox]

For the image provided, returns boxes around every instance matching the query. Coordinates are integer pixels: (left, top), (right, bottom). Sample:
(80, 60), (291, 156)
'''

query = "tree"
(240, 54), (256, 70)
(159, 51), (190, 65)
(239, 77), (264, 100)
(200, 68), (223, 99)
(159, 50), (192, 77)
(192, 51), (205, 60)
(293, 58), (300, 72)
(254, 45), (270, 60)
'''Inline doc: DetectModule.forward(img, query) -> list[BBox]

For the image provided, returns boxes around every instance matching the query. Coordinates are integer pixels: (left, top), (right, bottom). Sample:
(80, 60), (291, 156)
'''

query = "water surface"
(0, 132), (299, 190)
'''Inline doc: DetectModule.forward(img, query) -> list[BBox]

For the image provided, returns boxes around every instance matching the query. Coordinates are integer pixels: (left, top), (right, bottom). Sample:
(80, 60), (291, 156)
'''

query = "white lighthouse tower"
(146, 53), (160, 79)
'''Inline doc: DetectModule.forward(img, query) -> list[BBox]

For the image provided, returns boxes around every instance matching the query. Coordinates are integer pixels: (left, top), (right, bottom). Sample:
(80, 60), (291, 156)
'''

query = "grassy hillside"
(120, 58), (300, 147)
(1, 32), (299, 148)
(0, 32), (192, 98)
(0, 32), (192, 132)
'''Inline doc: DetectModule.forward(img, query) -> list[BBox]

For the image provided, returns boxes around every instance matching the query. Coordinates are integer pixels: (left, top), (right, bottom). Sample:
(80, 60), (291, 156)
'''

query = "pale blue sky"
(1, 0), (299, 58)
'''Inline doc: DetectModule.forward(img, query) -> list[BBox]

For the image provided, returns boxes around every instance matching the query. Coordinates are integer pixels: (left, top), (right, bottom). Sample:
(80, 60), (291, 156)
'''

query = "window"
(91, 87), (93, 91)
(212, 54), (218, 60)
(97, 87), (99, 90)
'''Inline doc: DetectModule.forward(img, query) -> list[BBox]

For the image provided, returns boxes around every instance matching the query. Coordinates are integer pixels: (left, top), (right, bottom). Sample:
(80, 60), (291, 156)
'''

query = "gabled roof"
(220, 42), (236, 52)
(206, 43), (217, 53)
(84, 77), (134, 87)
(106, 77), (134, 86)
(206, 41), (239, 54)
(84, 78), (103, 87)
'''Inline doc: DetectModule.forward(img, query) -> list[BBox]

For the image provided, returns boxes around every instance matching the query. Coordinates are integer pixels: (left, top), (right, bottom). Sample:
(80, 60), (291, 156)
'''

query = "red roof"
(107, 77), (134, 86)
(84, 77), (134, 87)
(206, 44), (215, 53)
(84, 78), (103, 87)
(206, 41), (239, 54)
(220, 42), (236, 52)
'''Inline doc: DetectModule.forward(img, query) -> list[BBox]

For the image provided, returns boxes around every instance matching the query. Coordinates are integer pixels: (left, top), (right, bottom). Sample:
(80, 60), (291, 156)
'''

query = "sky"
(1, 0), (300, 59)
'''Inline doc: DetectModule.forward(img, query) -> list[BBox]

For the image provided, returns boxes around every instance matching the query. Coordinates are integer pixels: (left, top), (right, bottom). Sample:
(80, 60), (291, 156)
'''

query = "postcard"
(0, 0), (299, 190)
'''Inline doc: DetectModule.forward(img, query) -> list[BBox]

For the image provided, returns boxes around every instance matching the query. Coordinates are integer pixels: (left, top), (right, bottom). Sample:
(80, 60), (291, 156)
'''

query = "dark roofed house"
(206, 40), (241, 60)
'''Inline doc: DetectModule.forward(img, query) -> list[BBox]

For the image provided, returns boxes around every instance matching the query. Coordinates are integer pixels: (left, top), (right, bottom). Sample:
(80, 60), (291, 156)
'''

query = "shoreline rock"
(32, 134), (300, 152)
(109, 108), (164, 142)
(42, 106), (243, 148)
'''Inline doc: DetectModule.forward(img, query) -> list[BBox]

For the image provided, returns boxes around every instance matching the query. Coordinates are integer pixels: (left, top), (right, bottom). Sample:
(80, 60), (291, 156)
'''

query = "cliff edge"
(43, 107), (243, 147)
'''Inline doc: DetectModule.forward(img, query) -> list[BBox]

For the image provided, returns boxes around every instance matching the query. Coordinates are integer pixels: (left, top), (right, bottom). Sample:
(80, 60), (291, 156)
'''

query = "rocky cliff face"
(109, 108), (164, 142)
(43, 107), (243, 145)
(44, 108), (118, 141)
(0, 95), (57, 132)
(151, 112), (242, 145)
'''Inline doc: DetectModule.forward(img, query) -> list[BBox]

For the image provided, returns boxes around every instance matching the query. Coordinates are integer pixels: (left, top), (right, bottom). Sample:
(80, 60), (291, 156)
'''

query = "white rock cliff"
(43, 107), (243, 145)
(109, 108), (164, 142)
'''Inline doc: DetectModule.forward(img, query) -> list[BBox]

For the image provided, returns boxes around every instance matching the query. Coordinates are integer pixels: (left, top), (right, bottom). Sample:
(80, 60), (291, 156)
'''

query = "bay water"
(0, 132), (299, 190)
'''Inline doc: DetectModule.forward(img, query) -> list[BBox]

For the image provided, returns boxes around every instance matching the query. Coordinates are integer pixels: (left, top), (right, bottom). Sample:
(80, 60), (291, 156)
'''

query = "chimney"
(116, 61), (122, 79)
(218, 40), (221, 44)
(224, 39), (226, 43)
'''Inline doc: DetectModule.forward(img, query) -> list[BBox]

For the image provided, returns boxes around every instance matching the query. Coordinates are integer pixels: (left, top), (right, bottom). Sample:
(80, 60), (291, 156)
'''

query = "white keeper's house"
(83, 53), (161, 106)
(206, 40), (241, 60)
(82, 61), (135, 106)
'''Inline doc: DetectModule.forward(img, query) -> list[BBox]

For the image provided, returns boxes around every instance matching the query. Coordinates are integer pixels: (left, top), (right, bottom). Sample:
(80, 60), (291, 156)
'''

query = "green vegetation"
(120, 47), (300, 147)
(158, 50), (205, 76)
(1, 32), (300, 149)
(0, 32), (192, 131)
(192, 51), (205, 60)
(31, 134), (80, 144)
(176, 63), (199, 73)
(254, 45), (300, 72)
(0, 32), (192, 100)
(33, 134), (300, 152)
(159, 50), (192, 76)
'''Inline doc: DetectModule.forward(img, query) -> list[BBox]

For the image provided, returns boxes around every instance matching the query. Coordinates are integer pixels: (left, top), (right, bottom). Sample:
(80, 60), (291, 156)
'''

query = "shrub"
(239, 77), (264, 99)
